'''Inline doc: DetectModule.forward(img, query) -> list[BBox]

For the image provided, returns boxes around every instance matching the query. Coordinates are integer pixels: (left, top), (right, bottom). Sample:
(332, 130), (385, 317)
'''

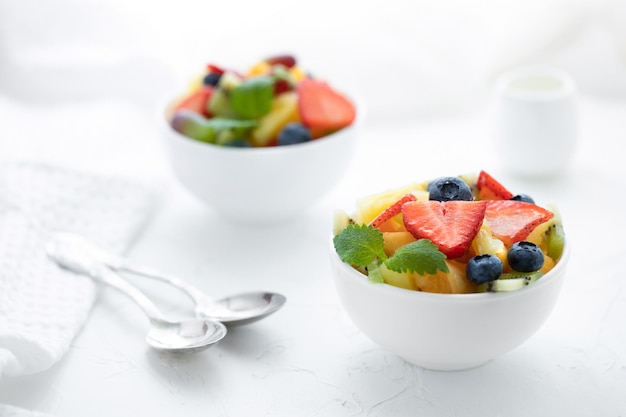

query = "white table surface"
(1, 82), (626, 416)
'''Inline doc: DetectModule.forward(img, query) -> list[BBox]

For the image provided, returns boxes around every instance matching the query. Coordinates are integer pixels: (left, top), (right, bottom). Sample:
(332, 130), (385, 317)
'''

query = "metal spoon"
(47, 232), (286, 326)
(46, 239), (227, 353)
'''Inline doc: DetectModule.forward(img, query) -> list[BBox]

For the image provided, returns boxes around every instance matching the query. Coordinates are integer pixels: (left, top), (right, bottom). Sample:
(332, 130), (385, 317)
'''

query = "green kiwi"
(478, 271), (543, 292)
(208, 89), (238, 118)
(546, 223), (565, 260)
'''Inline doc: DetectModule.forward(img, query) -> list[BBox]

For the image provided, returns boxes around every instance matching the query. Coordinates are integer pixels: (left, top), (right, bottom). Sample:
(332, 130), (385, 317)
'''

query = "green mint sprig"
(333, 224), (449, 281)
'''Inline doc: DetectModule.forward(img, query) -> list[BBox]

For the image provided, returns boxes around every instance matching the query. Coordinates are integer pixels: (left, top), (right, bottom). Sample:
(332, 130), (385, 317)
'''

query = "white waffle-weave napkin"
(0, 160), (156, 379)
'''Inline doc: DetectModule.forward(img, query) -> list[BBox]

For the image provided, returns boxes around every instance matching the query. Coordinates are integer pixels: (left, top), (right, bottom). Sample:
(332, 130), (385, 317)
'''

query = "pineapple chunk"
(540, 254), (556, 274)
(382, 231), (417, 257)
(247, 61), (272, 77)
(290, 66), (308, 82)
(471, 223), (507, 265)
(414, 260), (478, 294)
(526, 218), (555, 251)
(251, 91), (299, 146)
(355, 183), (429, 225)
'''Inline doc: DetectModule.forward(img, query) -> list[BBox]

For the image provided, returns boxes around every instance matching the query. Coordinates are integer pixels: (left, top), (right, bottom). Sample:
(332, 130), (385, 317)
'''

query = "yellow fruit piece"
(247, 61), (272, 77)
(380, 264), (418, 290)
(458, 172), (479, 199)
(470, 223), (507, 265)
(414, 260), (478, 294)
(251, 91), (299, 147)
(290, 66), (308, 82)
(354, 183), (429, 225)
(382, 231), (417, 257)
(540, 254), (556, 274)
(187, 73), (204, 93)
(526, 218), (555, 252)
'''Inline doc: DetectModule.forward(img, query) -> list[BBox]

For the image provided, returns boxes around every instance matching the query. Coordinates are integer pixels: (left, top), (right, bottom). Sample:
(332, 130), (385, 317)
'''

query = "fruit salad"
(167, 54), (356, 147)
(332, 170), (566, 294)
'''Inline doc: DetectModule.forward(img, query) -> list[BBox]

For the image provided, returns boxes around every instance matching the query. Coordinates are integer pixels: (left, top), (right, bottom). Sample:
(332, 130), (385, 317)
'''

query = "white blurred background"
(1, 0), (626, 122)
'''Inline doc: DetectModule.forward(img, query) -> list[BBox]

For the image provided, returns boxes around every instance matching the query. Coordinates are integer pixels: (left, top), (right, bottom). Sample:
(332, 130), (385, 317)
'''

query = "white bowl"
(161, 105), (359, 225)
(329, 239), (570, 371)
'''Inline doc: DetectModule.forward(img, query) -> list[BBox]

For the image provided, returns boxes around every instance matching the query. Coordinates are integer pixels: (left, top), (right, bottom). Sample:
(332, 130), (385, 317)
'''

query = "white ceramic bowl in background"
(329, 239), (570, 371)
(161, 101), (359, 225)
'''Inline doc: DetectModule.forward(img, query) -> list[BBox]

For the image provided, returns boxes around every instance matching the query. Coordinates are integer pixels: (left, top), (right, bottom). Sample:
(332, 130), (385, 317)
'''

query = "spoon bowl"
(147, 318), (227, 353)
(200, 292), (287, 326)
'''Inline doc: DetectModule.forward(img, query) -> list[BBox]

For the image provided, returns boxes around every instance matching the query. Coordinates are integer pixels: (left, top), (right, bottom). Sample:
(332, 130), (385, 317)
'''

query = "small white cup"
(495, 66), (578, 178)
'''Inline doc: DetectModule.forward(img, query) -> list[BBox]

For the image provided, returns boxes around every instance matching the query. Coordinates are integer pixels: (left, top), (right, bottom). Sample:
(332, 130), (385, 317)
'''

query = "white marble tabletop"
(1, 88), (625, 416)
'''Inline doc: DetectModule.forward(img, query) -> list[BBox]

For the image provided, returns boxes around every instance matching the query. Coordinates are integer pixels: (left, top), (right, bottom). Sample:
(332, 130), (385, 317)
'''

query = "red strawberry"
(172, 86), (214, 118)
(266, 54), (297, 68)
(369, 194), (417, 229)
(484, 200), (554, 246)
(402, 201), (487, 259)
(206, 64), (225, 75)
(297, 79), (356, 131)
(476, 170), (513, 200)
(273, 78), (292, 95)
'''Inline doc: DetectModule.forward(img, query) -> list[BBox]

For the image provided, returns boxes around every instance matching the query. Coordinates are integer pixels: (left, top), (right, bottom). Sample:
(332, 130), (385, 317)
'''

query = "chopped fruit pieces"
(251, 91), (299, 147)
(382, 231), (417, 257)
(369, 194), (417, 229)
(333, 171), (565, 294)
(476, 170), (514, 200)
(297, 79), (356, 131)
(484, 200), (554, 247)
(170, 54), (355, 147)
(355, 183), (429, 226)
(171, 86), (214, 118)
(266, 54), (297, 68)
(402, 200), (487, 259)
(414, 260), (478, 294)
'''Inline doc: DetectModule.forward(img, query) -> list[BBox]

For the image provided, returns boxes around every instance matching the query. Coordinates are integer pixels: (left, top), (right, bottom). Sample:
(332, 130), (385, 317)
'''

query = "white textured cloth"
(0, 160), (156, 379)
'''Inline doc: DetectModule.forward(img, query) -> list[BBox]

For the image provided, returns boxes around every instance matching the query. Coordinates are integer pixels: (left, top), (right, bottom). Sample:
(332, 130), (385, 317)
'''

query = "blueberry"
(277, 122), (312, 146)
(203, 72), (222, 87)
(507, 241), (544, 272)
(428, 177), (473, 201)
(466, 254), (503, 284)
(511, 194), (535, 204)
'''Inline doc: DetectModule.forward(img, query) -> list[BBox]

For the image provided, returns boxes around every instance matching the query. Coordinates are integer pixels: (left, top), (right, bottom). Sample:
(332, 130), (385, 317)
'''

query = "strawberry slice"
(297, 79), (356, 130)
(484, 200), (554, 246)
(402, 201), (487, 259)
(476, 170), (514, 200)
(369, 194), (417, 229)
(206, 64), (225, 75)
(172, 86), (214, 118)
(266, 54), (297, 68)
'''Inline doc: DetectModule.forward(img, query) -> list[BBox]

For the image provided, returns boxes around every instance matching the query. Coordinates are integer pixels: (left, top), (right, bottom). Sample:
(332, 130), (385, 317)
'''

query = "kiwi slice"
(546, 223), (565, 260)
(208, 89), (238, 118)
(478, 271), (543, 292)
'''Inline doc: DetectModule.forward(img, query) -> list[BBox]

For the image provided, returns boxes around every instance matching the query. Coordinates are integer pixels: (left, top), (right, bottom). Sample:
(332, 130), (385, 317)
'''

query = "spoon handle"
(114, 259), (211, 305)
(90, 263), (167, 321)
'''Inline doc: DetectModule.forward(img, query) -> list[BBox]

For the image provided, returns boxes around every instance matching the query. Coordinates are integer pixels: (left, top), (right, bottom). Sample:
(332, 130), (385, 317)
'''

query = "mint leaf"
(333, 223), (387, 266)
(231, 75), (274, 119)
(384, 239), (449, 275)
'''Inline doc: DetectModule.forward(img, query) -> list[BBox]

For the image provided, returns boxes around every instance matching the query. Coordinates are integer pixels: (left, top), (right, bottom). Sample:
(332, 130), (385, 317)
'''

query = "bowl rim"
(329, 236), (571, 302)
